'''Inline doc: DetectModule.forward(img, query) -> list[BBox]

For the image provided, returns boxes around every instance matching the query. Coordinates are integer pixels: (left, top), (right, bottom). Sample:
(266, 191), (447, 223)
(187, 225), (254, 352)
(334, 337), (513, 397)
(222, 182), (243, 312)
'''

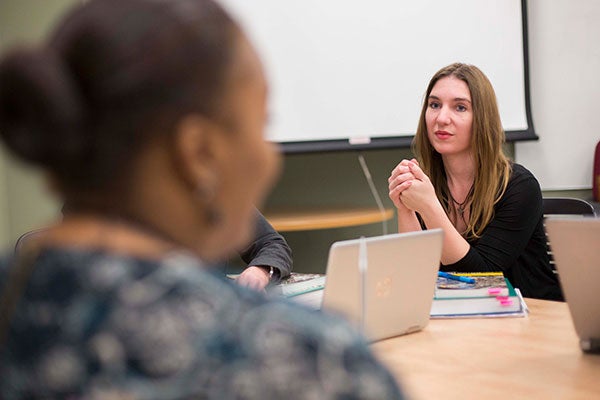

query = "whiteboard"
(220, 0), (531, 151)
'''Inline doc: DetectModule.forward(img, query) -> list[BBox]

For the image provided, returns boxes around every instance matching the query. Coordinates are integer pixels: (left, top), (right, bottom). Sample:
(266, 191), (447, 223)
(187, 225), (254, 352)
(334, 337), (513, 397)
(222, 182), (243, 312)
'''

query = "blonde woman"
(388, 63), (562, 301)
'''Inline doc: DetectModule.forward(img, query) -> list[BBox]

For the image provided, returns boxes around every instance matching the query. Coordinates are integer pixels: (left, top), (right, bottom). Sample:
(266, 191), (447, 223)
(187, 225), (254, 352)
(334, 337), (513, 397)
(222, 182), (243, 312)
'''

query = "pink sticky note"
(488, 288), (502, 295)
(500, 299), (513, 306)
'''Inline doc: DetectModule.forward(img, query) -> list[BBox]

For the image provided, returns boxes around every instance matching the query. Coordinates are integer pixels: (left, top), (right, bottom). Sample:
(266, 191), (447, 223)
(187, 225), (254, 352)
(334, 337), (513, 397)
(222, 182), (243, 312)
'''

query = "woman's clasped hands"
(388, 158), (437, 214)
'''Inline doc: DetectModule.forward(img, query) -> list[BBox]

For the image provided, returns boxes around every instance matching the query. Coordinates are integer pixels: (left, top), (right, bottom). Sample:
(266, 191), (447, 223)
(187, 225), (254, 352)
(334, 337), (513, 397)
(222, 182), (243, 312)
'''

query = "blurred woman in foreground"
(0, 0), (403, 398)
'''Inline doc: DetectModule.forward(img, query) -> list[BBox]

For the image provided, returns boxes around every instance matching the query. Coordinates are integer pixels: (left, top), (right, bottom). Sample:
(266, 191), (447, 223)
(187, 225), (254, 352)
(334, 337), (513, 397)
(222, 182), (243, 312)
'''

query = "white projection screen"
(220, 0), (535, 153)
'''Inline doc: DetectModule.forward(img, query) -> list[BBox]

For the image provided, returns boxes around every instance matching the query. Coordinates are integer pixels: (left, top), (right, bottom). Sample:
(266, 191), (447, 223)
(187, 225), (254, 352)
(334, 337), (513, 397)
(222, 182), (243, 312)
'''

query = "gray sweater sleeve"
(239, 210), (292, 281)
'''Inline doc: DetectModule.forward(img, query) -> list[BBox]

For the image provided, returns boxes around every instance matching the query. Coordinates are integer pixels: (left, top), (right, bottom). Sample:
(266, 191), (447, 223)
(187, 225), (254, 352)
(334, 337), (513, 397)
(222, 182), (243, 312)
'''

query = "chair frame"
(542, 197), (596, 217)
(542, 197), (596, 274)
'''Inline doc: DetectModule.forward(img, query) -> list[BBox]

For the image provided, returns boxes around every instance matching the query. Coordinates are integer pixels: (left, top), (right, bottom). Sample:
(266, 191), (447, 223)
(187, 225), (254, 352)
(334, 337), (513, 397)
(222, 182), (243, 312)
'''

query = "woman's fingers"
(407, 160), (428, 182)
(388, 171), (416, 190)
(389, 159), (420, 210)
(389, 159), (415, 181)
(388, 180), (414, 207)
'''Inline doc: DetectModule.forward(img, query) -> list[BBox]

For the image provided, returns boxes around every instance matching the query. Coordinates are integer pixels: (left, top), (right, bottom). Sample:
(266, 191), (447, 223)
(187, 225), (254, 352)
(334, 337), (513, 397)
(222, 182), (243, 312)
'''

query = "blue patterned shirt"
(0, 247), (404, 399)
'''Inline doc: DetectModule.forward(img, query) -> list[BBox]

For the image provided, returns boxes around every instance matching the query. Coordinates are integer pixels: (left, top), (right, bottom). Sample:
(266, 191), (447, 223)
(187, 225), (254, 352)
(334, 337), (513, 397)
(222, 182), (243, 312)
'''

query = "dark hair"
(0, 0), (238, 191)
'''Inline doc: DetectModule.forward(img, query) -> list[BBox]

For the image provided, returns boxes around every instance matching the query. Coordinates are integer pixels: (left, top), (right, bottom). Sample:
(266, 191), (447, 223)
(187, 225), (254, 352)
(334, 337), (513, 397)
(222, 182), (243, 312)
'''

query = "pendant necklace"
(449, 184), (474, 215)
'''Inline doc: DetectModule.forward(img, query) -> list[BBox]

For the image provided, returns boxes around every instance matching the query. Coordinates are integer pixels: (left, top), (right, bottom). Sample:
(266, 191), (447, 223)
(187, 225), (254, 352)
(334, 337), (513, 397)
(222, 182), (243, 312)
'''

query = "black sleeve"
(239, 210), (293, 281)
(442, 167), (543, 273)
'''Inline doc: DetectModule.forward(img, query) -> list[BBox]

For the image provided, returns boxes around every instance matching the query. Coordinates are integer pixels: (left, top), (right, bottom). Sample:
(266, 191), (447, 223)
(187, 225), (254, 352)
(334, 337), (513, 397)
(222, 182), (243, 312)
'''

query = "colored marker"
(438, 271), (476, 284)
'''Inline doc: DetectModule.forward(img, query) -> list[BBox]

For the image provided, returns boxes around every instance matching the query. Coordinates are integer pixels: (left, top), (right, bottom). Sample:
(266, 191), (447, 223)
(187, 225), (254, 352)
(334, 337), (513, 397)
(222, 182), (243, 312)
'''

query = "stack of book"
(430, 272), (527, 318)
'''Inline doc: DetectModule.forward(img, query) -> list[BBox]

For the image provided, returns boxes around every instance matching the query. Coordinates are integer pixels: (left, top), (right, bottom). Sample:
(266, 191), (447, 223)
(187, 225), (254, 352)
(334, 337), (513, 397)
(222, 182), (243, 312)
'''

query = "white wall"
(516, 0), (600, 190)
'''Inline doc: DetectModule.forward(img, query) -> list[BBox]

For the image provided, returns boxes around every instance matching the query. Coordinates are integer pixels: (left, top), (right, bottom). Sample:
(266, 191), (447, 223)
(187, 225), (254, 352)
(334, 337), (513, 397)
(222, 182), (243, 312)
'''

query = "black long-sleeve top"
(440, 163), (563, 301)
(238, 210), (293, 282)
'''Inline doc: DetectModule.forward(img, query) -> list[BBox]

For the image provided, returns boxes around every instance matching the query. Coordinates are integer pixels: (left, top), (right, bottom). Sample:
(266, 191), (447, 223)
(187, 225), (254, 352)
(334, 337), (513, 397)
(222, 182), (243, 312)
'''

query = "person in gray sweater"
(235, 209), (293, 289)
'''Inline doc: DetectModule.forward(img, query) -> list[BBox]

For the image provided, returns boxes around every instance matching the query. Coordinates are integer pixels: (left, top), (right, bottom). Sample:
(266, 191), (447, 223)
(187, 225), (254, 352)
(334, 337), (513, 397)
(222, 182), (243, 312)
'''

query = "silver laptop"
(321, 229), (443, 342)
(545, 216), (600, 353)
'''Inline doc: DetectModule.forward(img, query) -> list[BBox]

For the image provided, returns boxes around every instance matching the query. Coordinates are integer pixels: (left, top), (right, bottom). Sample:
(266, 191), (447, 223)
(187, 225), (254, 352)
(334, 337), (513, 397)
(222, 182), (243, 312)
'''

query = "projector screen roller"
(220, 0), (535, 153)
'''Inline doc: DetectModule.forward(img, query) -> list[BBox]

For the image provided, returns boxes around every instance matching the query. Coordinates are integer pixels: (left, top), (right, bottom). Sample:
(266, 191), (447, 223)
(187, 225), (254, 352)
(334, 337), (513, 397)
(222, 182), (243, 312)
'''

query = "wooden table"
(371, 299), (600, 400)
(264, 207), (394, 232)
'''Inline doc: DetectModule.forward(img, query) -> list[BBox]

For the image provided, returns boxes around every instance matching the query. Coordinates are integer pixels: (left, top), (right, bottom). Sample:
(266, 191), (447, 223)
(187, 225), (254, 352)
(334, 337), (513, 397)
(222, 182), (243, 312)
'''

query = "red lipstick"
(435, 130), (453, 140)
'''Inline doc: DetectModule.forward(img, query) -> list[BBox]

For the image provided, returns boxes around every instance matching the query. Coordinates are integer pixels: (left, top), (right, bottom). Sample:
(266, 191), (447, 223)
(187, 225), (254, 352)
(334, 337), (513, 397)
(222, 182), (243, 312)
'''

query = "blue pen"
(438, 271), (476, 284)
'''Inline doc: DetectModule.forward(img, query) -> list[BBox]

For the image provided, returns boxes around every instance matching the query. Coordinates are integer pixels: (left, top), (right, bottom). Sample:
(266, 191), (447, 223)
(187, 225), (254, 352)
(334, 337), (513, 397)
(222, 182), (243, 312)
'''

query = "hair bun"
(0, 47), (84, 168)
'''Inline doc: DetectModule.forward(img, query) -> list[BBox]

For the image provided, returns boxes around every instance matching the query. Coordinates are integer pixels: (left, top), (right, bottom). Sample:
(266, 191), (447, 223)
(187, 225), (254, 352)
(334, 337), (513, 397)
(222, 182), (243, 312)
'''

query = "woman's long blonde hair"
(413, 63), (511, 238)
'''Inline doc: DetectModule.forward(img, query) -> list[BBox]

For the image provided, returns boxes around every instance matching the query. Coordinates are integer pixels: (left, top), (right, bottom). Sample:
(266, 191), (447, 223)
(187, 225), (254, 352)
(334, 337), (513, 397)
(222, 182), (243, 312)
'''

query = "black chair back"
(542, 197), (596, 273)
(542, 197), (596, 216)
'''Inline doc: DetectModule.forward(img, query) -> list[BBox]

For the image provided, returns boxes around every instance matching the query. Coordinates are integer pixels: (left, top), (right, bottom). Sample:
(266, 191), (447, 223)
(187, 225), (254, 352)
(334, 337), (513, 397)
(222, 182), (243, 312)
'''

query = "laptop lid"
(545, 216), (600, 352)
(321, 229), (443, 342)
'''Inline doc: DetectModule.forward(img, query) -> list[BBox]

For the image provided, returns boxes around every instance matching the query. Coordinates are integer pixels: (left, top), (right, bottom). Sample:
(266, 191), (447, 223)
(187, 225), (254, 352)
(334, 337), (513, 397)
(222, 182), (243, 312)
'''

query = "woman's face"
(425, 76), (473, 158)
(208, 35), (280, 257)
